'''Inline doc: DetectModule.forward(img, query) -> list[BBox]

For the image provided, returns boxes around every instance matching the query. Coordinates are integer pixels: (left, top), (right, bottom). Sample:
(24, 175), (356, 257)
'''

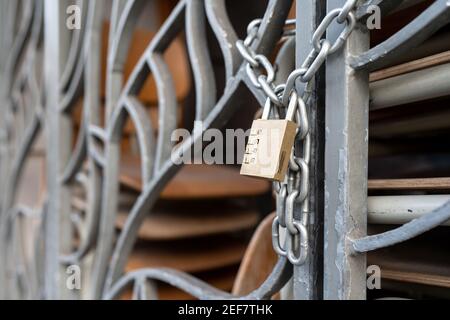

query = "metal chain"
(237, 1), (358, 265)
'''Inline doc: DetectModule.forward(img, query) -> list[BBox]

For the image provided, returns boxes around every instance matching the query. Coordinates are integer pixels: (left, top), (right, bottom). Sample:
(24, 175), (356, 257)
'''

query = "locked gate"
(1, 0), (450, 300)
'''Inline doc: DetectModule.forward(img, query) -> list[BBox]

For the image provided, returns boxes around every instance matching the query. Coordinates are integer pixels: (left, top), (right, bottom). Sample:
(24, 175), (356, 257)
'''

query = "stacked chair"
(71, 13), (273, 299)
(366, 0), (450, 299)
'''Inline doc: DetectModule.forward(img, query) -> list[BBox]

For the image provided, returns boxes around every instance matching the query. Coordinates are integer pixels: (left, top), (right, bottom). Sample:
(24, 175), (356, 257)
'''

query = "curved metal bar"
(1, 114), (41, 211)
(0, 1), (45, 299)
(106, 268), (232, 300)
(106, 0), (146, 119)
(253, 0), (293, 57)
(134, 2), (186, 172)
(4, 1), (35, 90)
(90, 0), (183, 298)
(102, 79), (288, 298)
(17, 207), (41, 299)
(59, 0), (87, 89)
(352, 200), (450, 253)
(3, 205), (41, 299)
(88, 126), (107, 167)
(91, 57), (168, 297)
(61, 121), (87, 183)
(32, 201), (47, 299)
(60, 209), (86, 265)
(78, 1), (104, 277)
(118, 96), (156, 184)
(59, 58), (84, 112)
(2, 0), (44, 208)
(186, 0), (217, 121)
(108, 0), (146, 73)
(0, 1), (18, 56)
(59, 165), (100, 267)
(205, 0), (240, 79)
(102, 79), (242, 297)
(131, 277), (158, 300)
(274, 36), (296, 85)
(238, 0), (294, 107)
(89, 125), (106, 140)
(109, 0), (129, 36)
(56, 0), (102, 268)
(4, 8), (41, 149)
(105, 257), (292, 300)
(351, 0), (450, 71)
(92, 0), (293, 300)
(355, 0), (405, 20)
(89, 145), (106, 168)
(59, 1), (96, 112)
(56, 7), (101, 226)
(146, 54), (178, 172)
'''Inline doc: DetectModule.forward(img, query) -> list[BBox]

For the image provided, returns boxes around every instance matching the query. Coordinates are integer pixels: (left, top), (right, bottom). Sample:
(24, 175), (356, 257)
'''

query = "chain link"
(237, 20), (295, 107)
(237, 0), (358, 265)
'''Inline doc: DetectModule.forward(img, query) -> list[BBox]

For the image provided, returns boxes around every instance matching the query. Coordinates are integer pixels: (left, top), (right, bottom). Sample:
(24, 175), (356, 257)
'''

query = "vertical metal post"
(0, 0), (9, 299)
(44, 0), (73, 299)
(0, 0), (8, 210)
(294, 0), (325, 300)
(323, 0), (369, 300)
(81, 1), (100, 300)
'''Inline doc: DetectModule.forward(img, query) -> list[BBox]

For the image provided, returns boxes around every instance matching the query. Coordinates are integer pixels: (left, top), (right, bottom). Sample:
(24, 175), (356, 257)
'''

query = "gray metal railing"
(0, 0), (449, 300)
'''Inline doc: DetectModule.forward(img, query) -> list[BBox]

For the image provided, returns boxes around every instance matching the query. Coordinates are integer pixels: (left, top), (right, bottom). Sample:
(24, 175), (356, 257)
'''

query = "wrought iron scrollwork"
(2, 0), (448, 301)
(351, 0), (450, 70)
(0, 0), (45, 300)
(1, 0), (298, 298)
(91, 0), (295, 300)
(1, 0), (295, 300)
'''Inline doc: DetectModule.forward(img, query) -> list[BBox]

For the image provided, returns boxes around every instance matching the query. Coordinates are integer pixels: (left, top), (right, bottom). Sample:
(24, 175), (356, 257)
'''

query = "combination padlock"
(240, 94), (298, 181)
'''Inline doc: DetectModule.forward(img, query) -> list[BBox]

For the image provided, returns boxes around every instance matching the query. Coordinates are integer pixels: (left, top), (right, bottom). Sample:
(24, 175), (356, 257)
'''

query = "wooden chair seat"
(120, 155), (270, 199)
(126, 236), (247, 273)
(116, 206), (259, 240)
(232, 213), (278, 296)
(369, 177), (450, 191)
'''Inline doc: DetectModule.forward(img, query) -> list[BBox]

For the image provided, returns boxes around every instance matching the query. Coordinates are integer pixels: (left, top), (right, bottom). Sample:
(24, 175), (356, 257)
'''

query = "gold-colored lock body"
(241, 94), (300, 181)
(240, 118), (297, 181)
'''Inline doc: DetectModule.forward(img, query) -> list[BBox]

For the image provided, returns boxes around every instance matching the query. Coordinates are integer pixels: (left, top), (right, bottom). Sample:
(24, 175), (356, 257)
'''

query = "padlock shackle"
(262, 91), (301, 121)
(261, 98), (272, 120)
(285, 91), (298, 122)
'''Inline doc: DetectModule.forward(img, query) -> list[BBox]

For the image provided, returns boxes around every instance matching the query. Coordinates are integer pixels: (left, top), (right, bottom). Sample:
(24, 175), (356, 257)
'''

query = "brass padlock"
(240, 95), (298, 181)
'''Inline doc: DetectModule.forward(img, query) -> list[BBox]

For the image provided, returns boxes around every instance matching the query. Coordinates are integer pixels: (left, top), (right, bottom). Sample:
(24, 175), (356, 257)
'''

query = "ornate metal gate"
(0, 0), (449, 300)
